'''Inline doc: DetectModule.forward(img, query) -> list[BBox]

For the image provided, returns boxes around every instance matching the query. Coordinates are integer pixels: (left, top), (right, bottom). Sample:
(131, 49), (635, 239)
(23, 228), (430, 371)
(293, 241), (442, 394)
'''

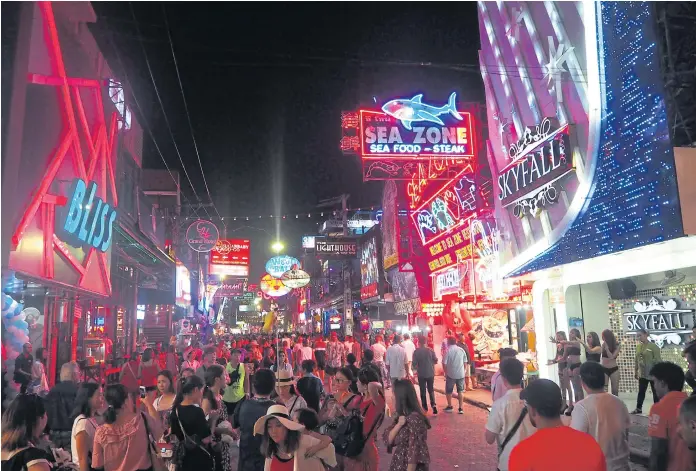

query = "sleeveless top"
(141, 362), (159, 387)
(586, 352), (601, 362)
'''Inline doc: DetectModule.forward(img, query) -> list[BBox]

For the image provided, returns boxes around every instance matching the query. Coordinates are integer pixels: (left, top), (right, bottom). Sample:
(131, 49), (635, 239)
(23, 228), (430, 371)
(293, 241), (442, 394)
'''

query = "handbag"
(140, 412), (168, 471)
(174, 407), (213, 468)
(326, 396), (381, 458)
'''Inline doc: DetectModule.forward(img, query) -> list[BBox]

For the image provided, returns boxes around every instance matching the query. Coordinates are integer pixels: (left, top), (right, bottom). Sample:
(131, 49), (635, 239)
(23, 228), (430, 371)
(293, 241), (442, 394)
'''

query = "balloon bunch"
(1, 274), (29, 405)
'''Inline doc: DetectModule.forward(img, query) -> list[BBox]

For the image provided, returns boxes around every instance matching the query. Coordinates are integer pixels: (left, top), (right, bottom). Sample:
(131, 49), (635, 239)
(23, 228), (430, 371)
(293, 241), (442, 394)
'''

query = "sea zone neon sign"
(360, 101), (475, 159)
(60, 178), (117, 252)
(410, 168), (478, 246)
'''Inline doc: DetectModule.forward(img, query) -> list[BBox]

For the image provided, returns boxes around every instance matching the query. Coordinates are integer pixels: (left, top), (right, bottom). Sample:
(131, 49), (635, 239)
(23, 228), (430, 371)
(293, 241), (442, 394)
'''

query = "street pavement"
(228, 386), (648, 470)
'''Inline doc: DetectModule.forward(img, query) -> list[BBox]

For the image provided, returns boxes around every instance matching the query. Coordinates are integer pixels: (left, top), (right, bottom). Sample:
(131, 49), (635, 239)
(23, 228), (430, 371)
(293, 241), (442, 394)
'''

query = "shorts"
(325, 366), (339, 376)
(445, 376), (465, 394)
(315, 351), (326, 370)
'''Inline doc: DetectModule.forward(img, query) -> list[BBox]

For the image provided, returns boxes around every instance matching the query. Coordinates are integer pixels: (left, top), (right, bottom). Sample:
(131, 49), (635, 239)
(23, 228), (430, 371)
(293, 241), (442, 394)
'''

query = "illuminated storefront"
(478, 1), (694, 397)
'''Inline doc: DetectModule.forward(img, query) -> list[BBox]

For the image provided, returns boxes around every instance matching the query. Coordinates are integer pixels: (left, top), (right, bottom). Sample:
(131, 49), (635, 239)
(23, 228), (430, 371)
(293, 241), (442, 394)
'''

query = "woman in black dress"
(170, 375), (215, 471)
(1, 394), (52, 471)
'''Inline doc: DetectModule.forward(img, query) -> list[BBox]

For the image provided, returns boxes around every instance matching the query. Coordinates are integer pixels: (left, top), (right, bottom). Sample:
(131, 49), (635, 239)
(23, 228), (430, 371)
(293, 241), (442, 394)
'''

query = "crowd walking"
(5, 329), (696, 471)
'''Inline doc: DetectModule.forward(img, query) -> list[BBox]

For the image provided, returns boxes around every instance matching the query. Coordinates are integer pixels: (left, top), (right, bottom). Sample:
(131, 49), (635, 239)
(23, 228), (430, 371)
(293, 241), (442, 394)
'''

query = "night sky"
(90, 2), (484, 277)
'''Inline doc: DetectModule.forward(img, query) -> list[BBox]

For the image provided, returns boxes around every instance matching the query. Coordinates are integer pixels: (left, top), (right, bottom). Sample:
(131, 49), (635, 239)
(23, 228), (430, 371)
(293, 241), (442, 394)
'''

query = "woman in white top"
(71, 383), (104, 471)
(30, 348), (49, 396)
(181, 349), (201, 371)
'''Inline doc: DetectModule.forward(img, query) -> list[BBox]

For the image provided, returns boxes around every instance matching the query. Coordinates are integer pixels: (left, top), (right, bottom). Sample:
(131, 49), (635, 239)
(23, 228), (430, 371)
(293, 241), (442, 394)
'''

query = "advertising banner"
(381, 180), (399, 270)
(315, 238), (358, 259)
(359, 231), (381, 300)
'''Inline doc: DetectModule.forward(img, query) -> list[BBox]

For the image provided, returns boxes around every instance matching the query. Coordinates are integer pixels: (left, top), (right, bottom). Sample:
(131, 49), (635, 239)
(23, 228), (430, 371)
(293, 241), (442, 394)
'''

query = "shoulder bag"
(174, 408), (212, 459)
(496, 408), (528, 471)
(140, 412), (168, 471)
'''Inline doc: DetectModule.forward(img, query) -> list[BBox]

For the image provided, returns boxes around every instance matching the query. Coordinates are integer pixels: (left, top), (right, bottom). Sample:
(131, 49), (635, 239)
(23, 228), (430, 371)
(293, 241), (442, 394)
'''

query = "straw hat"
(275, 369), (294, 386)
(253, 404), (305, 435)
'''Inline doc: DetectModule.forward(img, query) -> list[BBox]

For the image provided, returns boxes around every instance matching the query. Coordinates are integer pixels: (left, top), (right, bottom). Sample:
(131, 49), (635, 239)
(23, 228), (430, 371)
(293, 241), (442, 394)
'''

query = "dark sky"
(90, 2), (484, 277)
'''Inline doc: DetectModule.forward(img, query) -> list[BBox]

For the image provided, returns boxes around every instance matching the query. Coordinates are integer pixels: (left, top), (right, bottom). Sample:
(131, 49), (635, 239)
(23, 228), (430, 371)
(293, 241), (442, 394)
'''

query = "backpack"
(326, 395), (381, 458)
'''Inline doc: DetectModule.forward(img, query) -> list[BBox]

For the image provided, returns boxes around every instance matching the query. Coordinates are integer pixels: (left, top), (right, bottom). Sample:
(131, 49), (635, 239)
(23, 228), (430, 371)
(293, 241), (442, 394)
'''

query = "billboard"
(381, 181), (399, 270)
(265, 255), (300, 278)
(175, 264), (191, 306)
(210, 239), (250, 267)
(315, 238), (358, 259)
(359, 232), (381, 300)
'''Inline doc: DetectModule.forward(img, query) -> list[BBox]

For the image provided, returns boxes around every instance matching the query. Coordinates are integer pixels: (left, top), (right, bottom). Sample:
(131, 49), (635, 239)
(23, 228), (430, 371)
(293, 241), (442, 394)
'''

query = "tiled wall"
(609, 284), (696, 393)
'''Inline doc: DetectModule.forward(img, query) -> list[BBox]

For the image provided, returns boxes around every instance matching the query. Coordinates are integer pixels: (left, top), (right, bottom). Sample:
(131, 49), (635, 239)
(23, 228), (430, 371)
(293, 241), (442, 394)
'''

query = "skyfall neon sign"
(498, 119), (574, 207)
(61, 178), (117, 252)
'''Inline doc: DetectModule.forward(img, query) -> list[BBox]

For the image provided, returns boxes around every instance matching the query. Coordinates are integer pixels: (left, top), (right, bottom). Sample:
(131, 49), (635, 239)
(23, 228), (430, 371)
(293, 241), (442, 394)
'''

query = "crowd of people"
(1, 331), (444, 471)
(484, 326), (696, 471)
(6, 325), (696, 471)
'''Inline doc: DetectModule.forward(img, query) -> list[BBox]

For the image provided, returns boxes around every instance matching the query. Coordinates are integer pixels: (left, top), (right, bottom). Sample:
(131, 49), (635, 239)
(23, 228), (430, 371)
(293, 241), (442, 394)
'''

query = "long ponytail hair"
(173, 374), (204, 410)
(202, 364), (225, 411)
(103, 384), (129, 424)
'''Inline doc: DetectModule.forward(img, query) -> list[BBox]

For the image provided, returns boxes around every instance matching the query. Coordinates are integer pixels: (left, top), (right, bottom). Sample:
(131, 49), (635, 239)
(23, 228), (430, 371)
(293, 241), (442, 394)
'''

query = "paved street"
(229, 389), (498, 470)
(228, 386), (649, 470)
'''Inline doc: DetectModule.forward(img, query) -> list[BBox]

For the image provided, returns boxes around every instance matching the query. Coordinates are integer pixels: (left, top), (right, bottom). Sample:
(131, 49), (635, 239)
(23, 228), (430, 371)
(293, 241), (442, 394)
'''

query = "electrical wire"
(103, 13), (201, 221)
(162, 4), (225, 231)
(129, 2), (212, 220)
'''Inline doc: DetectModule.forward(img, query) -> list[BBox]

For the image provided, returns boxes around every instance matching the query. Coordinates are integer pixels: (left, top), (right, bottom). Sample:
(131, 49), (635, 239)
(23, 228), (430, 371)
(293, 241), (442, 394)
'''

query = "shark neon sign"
(359, 93), (475, 160)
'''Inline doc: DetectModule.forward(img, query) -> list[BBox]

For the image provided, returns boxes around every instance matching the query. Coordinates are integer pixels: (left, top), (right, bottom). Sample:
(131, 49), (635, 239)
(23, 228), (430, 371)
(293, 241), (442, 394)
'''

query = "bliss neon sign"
(411, 169), (477, 245)
(60, 178), (117, 252)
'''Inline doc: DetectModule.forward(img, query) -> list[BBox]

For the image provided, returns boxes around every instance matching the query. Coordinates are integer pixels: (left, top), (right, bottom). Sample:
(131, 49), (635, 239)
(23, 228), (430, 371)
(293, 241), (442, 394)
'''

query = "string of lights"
(104, 13), (202, 220)
(160, 207), (438, 221)
(162, 5), (226, 231)
(129, 2), (213, 221)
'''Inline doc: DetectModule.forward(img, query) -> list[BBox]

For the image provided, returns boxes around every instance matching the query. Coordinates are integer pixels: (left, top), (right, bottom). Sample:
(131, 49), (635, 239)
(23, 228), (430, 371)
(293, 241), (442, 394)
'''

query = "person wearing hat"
(275, 369), (307, 418)
(254, 404), (337, 471)
(508, 379), (607, 471)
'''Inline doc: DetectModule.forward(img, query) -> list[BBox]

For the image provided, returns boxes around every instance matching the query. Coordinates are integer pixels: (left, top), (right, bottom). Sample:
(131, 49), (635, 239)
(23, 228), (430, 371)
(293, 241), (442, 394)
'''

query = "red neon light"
(359, 109), (476, 160)
(406, 160), (474, 209)
(409, 167), (479, 247)
(11, 2), (119, 297)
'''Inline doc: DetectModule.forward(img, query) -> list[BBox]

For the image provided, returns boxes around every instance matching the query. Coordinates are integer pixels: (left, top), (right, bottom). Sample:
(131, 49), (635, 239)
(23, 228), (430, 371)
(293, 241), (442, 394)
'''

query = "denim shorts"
(445, 376), (465, 394)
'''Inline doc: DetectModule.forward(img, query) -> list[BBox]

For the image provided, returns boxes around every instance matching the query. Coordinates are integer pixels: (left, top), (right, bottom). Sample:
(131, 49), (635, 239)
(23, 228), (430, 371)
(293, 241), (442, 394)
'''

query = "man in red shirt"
(648, 361), (692, 471)
(678, 395), (696, 469)
(509, 379), (606, 471)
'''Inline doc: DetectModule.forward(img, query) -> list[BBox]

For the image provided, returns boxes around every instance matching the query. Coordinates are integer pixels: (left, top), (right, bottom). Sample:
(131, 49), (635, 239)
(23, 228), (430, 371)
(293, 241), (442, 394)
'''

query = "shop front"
(478, 0), (693, 406)
(0, 2), (139, 387)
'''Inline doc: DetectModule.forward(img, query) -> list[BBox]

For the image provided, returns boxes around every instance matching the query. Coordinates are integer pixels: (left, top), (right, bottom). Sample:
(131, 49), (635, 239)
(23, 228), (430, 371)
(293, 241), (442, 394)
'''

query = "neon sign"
(498, 118), (573, 207)
(59, 178), (117, 252)
(9, 3), (119, 296)
(360, 109), (474, 159)
(260, 274), (291, 298)
(432, 266), (461, 301)
(186, 220), (219, 253)
(265, 256), (300, 278)
(406, 160), (474, 209)
(410, 168), (478, 246)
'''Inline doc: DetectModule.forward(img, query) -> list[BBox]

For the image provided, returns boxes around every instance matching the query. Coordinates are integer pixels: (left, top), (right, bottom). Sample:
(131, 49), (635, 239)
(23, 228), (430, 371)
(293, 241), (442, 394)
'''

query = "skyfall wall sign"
(315, 238), (358, 259)
(497, 119), (574, 207)
(60, 178), (117, 252)
(624, 297), (695, 348)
